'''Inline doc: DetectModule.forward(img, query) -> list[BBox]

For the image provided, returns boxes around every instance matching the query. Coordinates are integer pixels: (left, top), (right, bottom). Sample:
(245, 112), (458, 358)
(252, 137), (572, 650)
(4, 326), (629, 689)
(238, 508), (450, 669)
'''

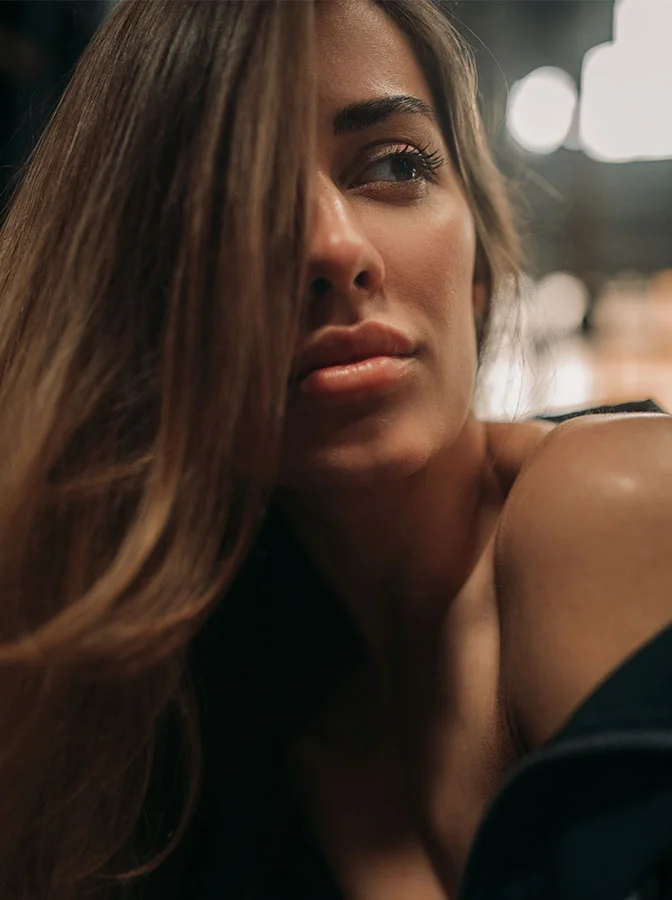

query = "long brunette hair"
(0, 1), (519, 897)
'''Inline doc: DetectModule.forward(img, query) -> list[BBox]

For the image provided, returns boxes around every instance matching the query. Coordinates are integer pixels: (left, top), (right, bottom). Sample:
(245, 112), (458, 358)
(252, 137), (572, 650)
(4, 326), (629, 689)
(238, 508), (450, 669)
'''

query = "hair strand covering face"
(0, 0), (315, 895)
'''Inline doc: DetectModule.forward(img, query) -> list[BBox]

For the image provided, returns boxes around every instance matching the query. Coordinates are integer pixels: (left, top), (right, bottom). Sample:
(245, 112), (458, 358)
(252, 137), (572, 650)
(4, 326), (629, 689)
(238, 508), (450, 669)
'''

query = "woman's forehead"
(314, 0), (433, 116)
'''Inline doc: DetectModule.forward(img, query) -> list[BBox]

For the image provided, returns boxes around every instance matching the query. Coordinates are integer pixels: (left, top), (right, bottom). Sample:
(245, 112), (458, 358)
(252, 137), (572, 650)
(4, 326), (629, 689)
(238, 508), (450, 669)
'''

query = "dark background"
(0, 1), (107, 208)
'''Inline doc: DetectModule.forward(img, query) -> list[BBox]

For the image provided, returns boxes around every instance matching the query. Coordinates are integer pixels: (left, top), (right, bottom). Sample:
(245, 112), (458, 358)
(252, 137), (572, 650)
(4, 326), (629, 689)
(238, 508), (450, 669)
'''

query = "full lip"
(291, 321), (418, 384)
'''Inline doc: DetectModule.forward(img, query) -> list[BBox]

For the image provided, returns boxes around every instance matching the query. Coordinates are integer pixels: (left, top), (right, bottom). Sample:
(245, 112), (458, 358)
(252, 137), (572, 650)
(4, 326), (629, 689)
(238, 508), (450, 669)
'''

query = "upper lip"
(292, 321), (417, 382)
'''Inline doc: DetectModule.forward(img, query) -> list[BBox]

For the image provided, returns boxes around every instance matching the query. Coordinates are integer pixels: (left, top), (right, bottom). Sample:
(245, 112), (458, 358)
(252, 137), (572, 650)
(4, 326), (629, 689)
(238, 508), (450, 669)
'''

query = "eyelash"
(359, 142), (448, 186)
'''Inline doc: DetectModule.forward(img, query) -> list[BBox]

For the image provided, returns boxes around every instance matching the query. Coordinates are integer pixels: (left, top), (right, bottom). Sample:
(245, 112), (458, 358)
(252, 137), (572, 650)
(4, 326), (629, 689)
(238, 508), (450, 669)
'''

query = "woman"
(0, 1), (670, 898)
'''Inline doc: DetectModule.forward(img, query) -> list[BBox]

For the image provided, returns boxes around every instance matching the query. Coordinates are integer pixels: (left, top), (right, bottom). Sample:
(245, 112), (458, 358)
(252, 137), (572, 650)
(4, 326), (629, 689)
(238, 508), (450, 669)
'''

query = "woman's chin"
(277, 439), (435, 492)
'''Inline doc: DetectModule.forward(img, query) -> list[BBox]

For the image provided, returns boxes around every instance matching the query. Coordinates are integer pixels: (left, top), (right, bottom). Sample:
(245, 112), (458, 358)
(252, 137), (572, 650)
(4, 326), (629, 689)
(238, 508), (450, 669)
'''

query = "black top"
(140, 398), (672, 900)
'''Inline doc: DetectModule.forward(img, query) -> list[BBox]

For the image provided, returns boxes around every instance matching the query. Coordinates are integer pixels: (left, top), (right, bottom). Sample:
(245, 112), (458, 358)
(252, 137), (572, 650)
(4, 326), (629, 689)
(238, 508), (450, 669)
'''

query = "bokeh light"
(507, 66), (577, 155)
(579, 0), (672, 162)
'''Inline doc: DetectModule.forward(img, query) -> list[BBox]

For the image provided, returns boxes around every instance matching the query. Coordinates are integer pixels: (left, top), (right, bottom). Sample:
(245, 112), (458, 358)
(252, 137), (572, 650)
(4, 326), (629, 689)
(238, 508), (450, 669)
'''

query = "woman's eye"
(363, 154), (423, 184)
(354, 145), (447, 188)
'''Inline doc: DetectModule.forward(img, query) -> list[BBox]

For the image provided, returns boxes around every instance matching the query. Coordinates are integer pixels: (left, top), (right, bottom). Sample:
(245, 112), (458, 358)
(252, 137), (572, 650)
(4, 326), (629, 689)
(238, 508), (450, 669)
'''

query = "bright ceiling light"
(579, 0), (672, 163)
(506, 67), (577, 155)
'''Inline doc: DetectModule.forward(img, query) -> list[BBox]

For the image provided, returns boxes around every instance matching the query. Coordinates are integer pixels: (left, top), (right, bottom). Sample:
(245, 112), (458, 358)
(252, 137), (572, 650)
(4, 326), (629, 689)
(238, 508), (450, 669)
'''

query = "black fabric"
(538, 398), (665, 423)
(458, 621), (672, 900)
(141, 398), (672, 900)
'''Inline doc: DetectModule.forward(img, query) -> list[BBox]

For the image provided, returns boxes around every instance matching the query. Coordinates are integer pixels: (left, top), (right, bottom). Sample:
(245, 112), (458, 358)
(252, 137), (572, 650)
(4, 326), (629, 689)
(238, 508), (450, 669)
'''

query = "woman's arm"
(495, 412), (672, 750)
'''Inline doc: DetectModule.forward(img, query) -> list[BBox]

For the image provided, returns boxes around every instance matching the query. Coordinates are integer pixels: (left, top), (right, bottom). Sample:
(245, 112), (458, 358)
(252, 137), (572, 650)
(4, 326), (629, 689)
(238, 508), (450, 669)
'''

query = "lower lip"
(298, 355), (415, 398)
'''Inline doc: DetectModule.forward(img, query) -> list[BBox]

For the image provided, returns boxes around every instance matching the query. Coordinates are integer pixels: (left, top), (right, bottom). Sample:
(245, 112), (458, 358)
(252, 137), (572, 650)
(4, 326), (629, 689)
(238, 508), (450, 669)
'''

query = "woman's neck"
(276, 414), (505, 694)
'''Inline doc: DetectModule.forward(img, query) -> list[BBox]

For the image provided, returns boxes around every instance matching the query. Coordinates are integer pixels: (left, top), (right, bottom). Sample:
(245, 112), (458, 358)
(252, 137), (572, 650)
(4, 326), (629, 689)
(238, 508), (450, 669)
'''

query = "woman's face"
(278, 0), (486, 490)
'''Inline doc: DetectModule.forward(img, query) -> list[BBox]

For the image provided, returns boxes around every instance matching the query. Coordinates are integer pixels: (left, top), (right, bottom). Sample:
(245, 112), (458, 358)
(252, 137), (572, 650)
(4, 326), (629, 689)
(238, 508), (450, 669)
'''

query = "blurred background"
(1, 0), (670, 419)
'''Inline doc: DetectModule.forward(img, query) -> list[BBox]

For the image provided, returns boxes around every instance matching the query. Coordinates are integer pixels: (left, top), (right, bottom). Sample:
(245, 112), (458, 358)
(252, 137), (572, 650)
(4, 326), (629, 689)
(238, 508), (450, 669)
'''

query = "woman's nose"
(306, 172), (385, 321)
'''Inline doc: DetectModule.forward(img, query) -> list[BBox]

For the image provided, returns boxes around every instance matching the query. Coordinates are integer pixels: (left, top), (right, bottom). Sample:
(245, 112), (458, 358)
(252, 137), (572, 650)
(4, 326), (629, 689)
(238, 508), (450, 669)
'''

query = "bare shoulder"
(495, 412), (672, 749)
(485, 418), (556, 494)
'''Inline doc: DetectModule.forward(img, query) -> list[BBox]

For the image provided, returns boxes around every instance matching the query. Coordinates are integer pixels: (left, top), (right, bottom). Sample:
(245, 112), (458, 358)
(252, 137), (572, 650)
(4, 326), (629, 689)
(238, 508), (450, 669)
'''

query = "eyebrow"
(332, 94), (438, 136)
